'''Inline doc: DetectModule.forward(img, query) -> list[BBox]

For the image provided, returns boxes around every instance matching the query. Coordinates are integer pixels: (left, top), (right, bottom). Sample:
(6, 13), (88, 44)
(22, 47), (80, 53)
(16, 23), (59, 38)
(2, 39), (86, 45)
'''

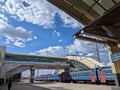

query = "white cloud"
(0, 25), (33, 47)
(34, 36), (37, 39)
(2, 0), (58, 28)
(1, 26), (33, 41)
(59, 40), (63, 42)
(31, 39), (109, 65)
(1, 0), (83, 29)
(86, 53), (94, 57)
(22, 70), (30, 77)
(0, 14), (8, 22)
(33, 46), (67, 57)
(58, 11), (84, 28)
(107, 62), (111, 66)
(67, 39), (94, 55)
(0, 14), (8, 28)
(31, 40), (99, 57)
(0, 13), (35, 48)
(53, 30), (61, 37)
(13, 41), (25, 48)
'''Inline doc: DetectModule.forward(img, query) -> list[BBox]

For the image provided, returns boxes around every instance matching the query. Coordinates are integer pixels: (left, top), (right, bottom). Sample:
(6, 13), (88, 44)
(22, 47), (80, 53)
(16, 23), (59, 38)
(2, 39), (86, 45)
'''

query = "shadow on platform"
(0, 82), (52, 90)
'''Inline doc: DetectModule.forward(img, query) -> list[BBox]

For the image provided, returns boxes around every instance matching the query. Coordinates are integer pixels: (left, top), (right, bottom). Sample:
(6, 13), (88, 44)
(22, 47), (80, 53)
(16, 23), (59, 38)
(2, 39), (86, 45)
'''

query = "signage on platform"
(111, 52), (120, 62)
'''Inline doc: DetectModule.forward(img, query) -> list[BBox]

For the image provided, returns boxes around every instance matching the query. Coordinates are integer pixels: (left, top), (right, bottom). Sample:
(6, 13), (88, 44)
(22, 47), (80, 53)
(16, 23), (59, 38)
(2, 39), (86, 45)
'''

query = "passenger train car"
(35, 66), (115, 85)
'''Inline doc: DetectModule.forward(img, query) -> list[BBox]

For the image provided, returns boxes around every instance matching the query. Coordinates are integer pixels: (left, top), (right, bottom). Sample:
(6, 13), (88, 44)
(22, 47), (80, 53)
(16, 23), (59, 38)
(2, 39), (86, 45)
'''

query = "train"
(35, 66), (115, 85)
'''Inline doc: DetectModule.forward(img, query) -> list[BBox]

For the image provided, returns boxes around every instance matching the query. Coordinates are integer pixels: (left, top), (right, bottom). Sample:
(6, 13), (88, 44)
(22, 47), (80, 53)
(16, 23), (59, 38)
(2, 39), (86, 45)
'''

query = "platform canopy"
(67, 55), (104, 70)
(48, 0), (120, 45)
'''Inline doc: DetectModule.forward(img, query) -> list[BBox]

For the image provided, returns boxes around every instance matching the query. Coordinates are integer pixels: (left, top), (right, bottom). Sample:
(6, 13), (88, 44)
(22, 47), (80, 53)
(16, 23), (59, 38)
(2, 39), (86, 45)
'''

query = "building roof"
(73, 3), (120, 45)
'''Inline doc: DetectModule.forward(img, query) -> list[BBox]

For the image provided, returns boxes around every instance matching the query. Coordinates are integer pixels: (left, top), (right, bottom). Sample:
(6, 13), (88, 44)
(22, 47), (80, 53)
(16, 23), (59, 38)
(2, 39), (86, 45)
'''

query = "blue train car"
(97, 66), (115, 84)
(35, 66), (115, 85)
(35, 74), (48, 81)
(61, 69), (95, 83)
(48, 74), (60, 81)
(61, 67), (115, 84)
(70, 70), (92, 83)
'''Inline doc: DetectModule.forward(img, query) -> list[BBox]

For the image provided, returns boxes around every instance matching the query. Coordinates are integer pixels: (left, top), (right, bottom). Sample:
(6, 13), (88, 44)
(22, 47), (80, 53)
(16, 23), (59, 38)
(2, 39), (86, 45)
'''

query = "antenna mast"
(94, 44), (100, 62)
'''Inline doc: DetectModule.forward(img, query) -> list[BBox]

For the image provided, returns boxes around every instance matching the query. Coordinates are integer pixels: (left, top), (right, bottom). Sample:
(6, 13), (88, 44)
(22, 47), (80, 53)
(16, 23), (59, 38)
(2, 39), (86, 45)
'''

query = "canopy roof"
(48, 0), (120, 45)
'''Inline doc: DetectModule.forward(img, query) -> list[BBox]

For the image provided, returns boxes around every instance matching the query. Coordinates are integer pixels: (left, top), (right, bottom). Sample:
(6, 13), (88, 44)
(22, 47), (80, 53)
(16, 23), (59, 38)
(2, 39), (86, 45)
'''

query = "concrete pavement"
(0, 83), (51, 90)
(0, 81), (120, 90)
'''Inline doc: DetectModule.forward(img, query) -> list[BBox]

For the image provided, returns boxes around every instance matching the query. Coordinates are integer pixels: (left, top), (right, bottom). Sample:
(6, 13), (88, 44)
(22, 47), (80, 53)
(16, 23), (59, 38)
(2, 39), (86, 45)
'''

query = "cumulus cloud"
(31, 40), (97, 57)
(13, 41), (25, 48)
(1, 0), (57, 28)
(0, 0), (82, 29)
(53, 30), (61, 37)
(30, 39), (110, 65)
(0, 26), (33, 41)
(0, 14), (8, 28)
(66, 40), (95, 55)
(0, 13), (35, 48)
(34, 46), (67, 57)
(58, 11), (84, 28)
(107, 62), (111, 66)
(0, 14), (8, 22)
(59, 40), (63, 42)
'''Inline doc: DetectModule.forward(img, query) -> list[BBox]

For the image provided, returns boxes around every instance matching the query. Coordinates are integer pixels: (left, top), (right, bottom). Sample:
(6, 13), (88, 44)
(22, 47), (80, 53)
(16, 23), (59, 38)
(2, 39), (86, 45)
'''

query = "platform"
(0, 81), (120, 90)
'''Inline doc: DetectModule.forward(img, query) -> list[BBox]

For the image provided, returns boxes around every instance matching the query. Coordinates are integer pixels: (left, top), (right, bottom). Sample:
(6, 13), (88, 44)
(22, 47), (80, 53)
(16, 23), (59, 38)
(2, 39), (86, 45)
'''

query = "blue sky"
(0, 0), (110, 76)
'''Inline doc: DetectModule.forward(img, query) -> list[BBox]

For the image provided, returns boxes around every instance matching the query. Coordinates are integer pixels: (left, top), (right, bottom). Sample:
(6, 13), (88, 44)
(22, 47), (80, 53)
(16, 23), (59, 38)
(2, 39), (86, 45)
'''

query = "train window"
(82, 73), (84, 76)
(75, 74), (77, 77)
(82, 73), (83, 76)
(72, 74), (74, 77)
(80, 74), (82, 77)
(86, 73), (89, 76)
(82, 73), (85, 76)
(75, 73), (77, 77)
(74, 74), (76, 77)
(83, 73), (86, 76)
(77, 73), (79, 77)
(106, 72), (111, 75)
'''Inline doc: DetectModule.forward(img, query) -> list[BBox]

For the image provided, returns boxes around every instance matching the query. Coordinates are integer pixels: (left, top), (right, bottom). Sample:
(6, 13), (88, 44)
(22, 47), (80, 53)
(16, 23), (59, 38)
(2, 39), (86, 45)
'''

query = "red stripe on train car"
(91, 71), (95, 82)
(46, 75), (49, 81)
(100, 70), (106, 83)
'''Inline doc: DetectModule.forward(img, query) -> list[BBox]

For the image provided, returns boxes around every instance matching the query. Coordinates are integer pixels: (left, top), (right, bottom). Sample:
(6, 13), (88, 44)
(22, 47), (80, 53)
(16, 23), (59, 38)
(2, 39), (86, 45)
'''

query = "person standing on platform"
(8, 79), (12, 90)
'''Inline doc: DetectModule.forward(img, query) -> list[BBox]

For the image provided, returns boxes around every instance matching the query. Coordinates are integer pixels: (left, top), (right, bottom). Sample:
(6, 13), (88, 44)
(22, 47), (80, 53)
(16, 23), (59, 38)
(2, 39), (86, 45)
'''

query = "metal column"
(0, 46), (6, 78)
(30, 67), (35, 83)
(108, 43), (120, 87)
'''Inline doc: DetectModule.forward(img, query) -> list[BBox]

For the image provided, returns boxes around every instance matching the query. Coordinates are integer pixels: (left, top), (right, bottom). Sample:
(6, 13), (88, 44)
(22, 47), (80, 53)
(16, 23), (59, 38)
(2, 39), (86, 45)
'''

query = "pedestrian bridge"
(0, 46), (104, 81)
(4, 52), (69, 78)
(5, 53), (104, 77)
